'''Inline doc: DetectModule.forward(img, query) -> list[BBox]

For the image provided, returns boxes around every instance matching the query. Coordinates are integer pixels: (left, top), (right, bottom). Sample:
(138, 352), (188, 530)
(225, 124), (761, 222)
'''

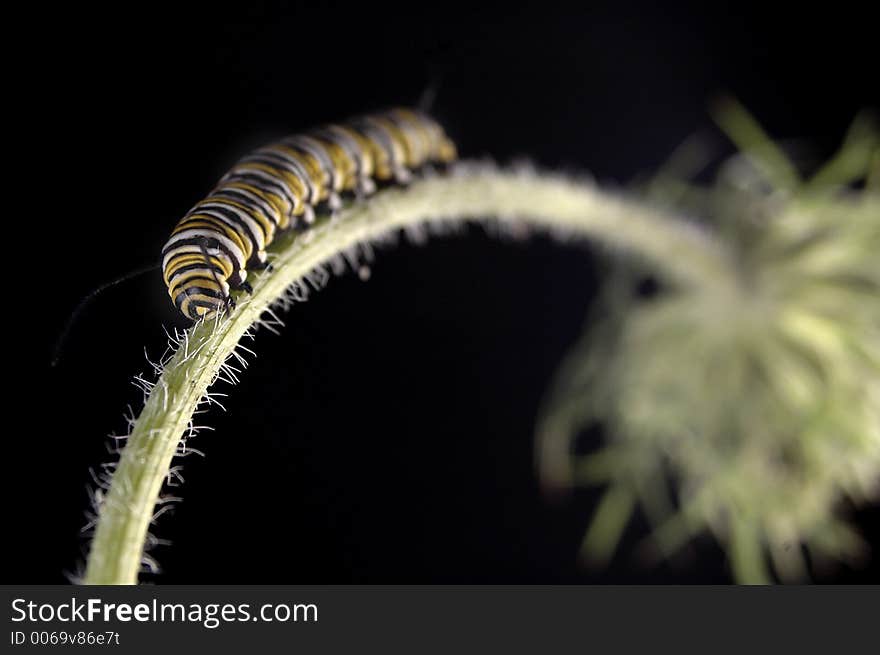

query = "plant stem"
(82, 167), (734, 584)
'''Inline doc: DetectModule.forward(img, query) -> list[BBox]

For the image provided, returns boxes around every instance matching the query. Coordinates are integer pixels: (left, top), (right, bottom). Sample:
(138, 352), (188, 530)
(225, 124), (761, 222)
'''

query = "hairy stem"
(83, 167), (735, 584)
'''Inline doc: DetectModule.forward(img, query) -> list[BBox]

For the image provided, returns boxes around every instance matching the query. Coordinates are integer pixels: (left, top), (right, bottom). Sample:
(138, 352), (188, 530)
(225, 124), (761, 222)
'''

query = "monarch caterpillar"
(162, 108), (458, 321)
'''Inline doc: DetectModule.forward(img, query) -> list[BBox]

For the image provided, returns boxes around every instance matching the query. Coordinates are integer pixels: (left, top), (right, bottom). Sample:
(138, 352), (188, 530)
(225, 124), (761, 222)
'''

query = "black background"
(11, 1), (878, 583)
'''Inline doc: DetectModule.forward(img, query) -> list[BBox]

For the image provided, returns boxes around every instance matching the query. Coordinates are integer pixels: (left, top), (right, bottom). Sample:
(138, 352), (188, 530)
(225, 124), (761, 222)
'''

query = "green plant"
(538, 103), (880, 582)
(82, 107), (879, 584)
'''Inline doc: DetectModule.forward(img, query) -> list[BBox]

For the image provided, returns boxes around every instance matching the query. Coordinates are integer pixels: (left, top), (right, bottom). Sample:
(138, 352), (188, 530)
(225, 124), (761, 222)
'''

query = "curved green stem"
(82, 167), (735, 584)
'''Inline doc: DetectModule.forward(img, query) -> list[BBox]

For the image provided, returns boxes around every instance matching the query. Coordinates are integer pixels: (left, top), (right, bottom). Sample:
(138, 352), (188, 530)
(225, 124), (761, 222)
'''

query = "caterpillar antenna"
(51, 263), (161, 367)
(417, 77), (442, 113)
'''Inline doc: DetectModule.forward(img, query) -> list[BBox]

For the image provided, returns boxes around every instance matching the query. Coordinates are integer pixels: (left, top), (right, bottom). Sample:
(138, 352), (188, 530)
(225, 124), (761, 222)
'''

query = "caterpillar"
(162, 108), (458, 321)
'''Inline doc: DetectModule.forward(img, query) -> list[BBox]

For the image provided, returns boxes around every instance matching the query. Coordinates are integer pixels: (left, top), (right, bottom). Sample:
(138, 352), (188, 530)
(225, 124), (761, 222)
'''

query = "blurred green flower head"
(538, 103), (880, 583)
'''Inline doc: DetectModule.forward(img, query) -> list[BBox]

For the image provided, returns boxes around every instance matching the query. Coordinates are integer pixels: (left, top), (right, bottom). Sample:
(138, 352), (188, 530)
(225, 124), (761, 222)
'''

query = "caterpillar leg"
(302, 204), (316, 225)
(327, 191), (342, 212)
(356, 176), (377, 199)
(314, 195), (343, 222)
(227, 267), (247, 288)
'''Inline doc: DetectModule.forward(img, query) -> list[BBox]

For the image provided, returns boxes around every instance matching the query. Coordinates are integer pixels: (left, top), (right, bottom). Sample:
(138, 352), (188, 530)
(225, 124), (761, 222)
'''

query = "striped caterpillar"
(162, 108), (458, 320)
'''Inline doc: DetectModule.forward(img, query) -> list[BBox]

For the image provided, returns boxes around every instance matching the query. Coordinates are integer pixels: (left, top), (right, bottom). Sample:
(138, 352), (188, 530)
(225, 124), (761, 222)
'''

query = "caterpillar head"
(173, 280), (233, 322)
(163, 242), (237, 322)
